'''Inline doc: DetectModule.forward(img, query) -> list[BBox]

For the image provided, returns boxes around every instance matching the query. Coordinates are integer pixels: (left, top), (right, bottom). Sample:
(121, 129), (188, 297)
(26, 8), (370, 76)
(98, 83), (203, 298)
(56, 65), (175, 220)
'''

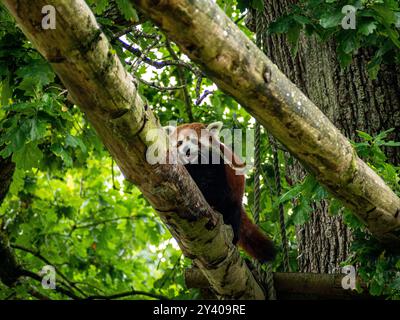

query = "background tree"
(245, 0), (400, 274)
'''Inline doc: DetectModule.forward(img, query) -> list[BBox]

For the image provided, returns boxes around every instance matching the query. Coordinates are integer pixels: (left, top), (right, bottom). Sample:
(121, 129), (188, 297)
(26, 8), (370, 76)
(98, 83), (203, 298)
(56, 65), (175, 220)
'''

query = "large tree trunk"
(248, 1), (400, 273)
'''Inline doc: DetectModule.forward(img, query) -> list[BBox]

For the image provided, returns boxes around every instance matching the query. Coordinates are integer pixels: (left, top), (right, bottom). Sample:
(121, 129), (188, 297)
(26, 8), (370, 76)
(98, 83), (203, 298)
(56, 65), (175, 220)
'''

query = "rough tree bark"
(247, 1), (400, 273)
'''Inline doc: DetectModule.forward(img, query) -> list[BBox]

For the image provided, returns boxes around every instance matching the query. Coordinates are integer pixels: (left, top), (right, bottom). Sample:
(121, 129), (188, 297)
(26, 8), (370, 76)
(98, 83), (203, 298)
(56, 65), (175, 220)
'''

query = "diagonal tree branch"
(2, 0), (265, 299)
(85, 289), (168, 300)
(130, 0), (400, 245)
(10, 244), (86, 296)
(0, 232), (21, 287)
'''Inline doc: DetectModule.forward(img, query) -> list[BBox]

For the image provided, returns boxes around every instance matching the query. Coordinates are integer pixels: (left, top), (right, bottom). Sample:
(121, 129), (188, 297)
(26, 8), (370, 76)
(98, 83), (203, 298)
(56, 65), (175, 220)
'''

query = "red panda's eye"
(177, 141), (183, 147)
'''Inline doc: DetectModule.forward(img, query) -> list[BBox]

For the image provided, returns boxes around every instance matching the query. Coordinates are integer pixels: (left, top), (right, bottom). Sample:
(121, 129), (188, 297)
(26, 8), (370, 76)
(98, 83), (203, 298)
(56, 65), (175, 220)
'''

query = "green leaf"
(7, 124), (29, 152)
(375, 128), (394, 140)
(3, 102), (35, 112)
(343, 208), (364, 229)
(329, 198), (343, 216)
(92, 0), (109, 14)
(9, 167), (25, 194)
(372, 4), (397, 25)
(12, 142), (43, 169)
(65, 134), (87, 153)
(391, 277), (400, 291)
(278, 184), (302, 204)
(292, 15), (311, 25)
(28, 118), (47, 141)
(268, 17), (291, 34)
(319, 12), (343, 29)
(115, 0), (139, 21)
(382, 141), (400, 147)
(16, 59), (55, 95)
(50, 143), (73, 167)
(367, 54), (382, 79)
(250, 0), (264, 11)
(337, 51), (352, 68)
(301, 175), (319, 198)
(340, 33), (359, 54)
(359, 21), (378, 36)
(287, 23), (302, 56)
(370, 279), (384, 296)
(291, 197), (311, 226)
(357, 130), (373, 141)
(313, 184), (328, 201)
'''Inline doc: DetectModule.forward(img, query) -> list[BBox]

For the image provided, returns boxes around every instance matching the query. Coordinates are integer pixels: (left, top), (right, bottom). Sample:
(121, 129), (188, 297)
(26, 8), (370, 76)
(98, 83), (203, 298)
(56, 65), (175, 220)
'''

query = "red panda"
(164, 121), (276, 263)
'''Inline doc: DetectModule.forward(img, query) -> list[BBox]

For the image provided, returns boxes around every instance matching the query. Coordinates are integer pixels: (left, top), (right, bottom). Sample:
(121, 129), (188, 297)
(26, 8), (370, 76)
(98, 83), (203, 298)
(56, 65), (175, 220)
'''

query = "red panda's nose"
(186, 148), (191, 157)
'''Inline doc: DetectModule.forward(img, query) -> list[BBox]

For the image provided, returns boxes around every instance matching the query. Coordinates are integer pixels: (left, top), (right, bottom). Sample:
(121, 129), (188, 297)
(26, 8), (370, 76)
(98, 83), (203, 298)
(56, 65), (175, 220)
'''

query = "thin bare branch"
(85, 289), (168, 300)
(11, 244), (85, 297)
(119, 39), (201, 75)
(137, 77), (187, 91)
(195, 89), (214, 106)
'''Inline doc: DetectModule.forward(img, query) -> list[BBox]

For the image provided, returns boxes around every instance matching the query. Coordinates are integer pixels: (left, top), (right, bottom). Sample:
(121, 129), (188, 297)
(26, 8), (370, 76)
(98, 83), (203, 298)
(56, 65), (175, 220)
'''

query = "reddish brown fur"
(167, 123), (276, 262)
(173, 123), (205, 139)
(225, 162), (276, 262)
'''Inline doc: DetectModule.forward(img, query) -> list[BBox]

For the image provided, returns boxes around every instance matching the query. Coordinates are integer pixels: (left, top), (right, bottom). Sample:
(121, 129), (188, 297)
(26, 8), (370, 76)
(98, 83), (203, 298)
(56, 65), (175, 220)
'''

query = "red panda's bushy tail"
(238, 208), (276, 263)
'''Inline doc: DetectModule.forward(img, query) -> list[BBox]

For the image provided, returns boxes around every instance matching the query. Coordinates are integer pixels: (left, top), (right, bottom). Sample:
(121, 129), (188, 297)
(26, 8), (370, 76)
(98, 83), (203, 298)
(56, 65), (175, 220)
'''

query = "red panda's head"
(163, 122), (222, 165)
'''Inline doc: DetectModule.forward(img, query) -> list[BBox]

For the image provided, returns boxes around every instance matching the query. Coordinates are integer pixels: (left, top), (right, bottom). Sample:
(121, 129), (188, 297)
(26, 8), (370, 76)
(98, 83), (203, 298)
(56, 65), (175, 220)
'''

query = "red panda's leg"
(220, 163), (244, 244)
(221, 202), (242, 244)
(223, 164), (244, 244)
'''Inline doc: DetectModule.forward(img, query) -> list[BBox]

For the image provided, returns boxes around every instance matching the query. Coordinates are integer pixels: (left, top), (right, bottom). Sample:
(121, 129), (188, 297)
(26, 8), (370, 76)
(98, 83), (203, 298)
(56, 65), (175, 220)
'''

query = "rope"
(253, 121), (276, 300)
(253, 122), (261, 225)
(252, 5), (294, 299)
(253, 11), (276, 299)
(254, 3), (290, 272)
(253, 120), (276, 300)
(269, 135), (290, 272)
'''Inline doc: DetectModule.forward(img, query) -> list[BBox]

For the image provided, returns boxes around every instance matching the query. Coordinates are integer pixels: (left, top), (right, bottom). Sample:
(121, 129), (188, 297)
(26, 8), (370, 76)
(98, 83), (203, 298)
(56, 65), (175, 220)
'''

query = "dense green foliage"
(0, 0), (399, 299)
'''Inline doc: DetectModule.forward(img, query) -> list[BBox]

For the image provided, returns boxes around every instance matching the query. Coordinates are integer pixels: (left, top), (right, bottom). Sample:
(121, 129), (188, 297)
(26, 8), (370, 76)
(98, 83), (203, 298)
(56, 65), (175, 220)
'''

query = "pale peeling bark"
(2, 0), (264, 299)
(130, 0), (400, 245)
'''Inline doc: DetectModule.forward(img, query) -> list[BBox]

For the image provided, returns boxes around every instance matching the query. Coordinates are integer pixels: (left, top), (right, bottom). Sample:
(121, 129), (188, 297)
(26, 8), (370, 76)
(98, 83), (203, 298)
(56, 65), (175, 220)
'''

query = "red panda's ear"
(163, 125), (176, 135)
(206, 121), (223, 136)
